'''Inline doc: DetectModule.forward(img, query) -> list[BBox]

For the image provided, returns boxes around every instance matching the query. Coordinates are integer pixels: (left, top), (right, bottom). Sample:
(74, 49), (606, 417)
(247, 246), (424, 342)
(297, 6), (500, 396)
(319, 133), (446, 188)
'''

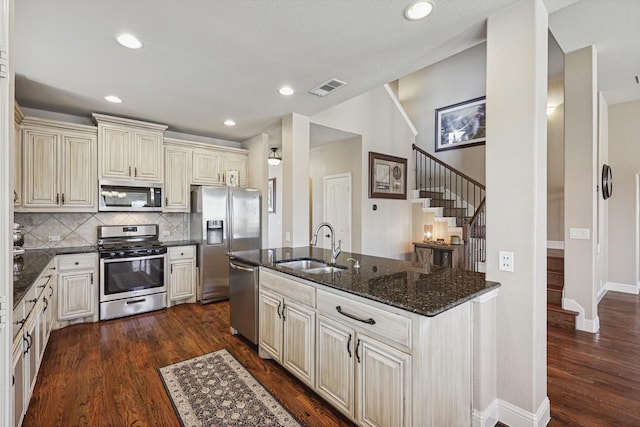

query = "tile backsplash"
(14, 212), (189, 249)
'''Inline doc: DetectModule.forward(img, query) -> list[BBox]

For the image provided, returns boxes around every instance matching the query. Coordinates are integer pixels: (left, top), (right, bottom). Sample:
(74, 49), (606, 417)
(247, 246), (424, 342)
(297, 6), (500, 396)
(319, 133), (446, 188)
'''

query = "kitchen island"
(230, 246), (500, 427)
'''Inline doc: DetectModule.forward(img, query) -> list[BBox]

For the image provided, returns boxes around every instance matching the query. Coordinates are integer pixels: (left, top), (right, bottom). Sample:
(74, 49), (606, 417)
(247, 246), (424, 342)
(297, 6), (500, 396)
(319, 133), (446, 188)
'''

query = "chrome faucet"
(310, 222), (342, 265)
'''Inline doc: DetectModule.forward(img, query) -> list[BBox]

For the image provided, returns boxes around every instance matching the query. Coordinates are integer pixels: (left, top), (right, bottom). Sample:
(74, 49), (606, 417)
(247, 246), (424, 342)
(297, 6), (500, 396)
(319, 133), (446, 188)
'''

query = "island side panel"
(414, 301), (472, 426)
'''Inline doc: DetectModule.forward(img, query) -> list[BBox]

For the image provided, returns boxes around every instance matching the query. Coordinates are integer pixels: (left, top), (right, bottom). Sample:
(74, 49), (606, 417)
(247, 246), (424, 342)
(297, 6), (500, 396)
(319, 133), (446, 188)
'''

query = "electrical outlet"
(285, 231), (291, 242)
(162, 230), (171, 236)
(48, 235), (60, 242)
(499, 251), (514, 272)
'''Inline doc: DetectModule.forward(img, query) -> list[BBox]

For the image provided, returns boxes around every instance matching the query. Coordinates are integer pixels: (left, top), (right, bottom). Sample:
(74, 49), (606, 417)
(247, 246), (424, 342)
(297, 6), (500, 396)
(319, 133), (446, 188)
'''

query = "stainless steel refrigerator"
(190, 187), (261, 303)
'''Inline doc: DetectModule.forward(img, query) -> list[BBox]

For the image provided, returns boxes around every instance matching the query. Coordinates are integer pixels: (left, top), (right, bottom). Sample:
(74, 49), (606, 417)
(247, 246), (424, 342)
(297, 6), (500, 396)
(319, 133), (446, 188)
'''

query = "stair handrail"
(412, 144), (485, 190)
(468, 197), (486, 225)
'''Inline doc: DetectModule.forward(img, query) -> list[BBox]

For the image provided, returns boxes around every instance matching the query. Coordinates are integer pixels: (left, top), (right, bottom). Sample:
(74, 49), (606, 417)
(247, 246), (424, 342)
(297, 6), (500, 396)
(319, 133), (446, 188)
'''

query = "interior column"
(485, 0), (549, 425)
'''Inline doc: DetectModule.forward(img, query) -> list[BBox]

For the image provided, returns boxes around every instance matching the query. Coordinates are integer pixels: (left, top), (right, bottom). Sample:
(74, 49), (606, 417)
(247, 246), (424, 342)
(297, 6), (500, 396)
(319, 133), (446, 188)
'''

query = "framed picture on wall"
(267, 178), (276, 213)
(368, 151), (407, 199)
(435, 96), (486, 152)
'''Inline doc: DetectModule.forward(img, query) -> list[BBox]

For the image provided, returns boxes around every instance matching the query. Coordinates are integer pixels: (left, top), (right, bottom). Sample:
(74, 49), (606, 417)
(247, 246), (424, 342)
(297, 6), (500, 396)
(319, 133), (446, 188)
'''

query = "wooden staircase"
(547, 249), (578, 329)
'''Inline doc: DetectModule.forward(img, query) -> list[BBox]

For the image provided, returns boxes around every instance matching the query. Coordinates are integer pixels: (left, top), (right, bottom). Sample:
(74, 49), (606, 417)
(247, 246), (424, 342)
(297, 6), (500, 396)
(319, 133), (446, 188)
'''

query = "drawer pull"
(336, 306), (376, 325)
(126, 299), (146, 305)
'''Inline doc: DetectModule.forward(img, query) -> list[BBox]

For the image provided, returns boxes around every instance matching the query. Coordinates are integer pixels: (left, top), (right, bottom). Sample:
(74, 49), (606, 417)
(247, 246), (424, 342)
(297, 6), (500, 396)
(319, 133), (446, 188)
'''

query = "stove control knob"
(118, 251), (126, 257)
(109, 252), (116, 257)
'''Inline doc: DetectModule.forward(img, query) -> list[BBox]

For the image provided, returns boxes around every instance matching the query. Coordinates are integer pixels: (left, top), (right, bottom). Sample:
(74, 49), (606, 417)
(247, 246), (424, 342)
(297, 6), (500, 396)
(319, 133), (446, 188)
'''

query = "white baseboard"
(596, 285), (608, 303)
(562, 298), (599, 333)
(547, 240), (564, 250)
(498, 397), (550, 427)
(606, 281), (640, 295)
(473, 399), (499, 427)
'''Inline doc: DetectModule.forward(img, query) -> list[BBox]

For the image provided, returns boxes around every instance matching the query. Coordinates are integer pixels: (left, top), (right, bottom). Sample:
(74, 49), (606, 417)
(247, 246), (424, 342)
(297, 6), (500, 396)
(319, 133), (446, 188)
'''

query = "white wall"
(309, 137), (363, 254)
(608, 100), (640, 288)
(486, 0), (549, 424)
(268, 162), (283, 248)
(547, 79), (565, 242)
(563, 45), (599, 331)
(311, 86), (416, 259)
(399, 43), (486, 185)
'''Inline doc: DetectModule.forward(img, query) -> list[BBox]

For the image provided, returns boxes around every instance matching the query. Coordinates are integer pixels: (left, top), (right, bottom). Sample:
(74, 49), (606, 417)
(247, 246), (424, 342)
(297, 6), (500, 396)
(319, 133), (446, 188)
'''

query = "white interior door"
(323, 173), (352, 252)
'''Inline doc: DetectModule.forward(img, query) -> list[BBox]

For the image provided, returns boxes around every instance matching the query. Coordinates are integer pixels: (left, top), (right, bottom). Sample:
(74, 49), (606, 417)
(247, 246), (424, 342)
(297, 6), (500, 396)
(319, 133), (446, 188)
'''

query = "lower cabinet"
(259, 271), (315, 388)
(316, 315), (411, 426)
(57, 253), (98, 323)
(168, 245), (196, 305)
(12, 258), (56, 427)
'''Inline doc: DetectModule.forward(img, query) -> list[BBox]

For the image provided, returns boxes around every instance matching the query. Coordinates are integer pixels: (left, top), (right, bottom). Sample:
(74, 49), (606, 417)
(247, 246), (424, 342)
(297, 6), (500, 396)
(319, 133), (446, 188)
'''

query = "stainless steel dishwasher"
(229, 259), (259, 345)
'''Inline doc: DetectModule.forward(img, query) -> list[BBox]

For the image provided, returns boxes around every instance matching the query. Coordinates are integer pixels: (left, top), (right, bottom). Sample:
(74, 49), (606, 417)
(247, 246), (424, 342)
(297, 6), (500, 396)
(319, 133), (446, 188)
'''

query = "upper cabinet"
(164, 137), (249, 212)
(93, 114), (167, 183)
(18, 117), (97, 212)
(14, 104), (24, 207)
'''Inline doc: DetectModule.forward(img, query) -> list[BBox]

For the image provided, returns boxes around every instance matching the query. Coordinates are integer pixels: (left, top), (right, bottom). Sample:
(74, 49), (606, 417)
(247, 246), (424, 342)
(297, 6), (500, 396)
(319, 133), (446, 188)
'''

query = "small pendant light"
(268, 147), (282, 166)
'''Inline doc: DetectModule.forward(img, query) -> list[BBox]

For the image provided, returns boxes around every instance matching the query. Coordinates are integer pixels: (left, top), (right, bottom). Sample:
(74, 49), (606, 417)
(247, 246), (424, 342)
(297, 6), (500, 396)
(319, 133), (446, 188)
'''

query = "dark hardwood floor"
(23, 291), (640, 426)
(23, 302), (354, 427)
(547, 291), (640, 426)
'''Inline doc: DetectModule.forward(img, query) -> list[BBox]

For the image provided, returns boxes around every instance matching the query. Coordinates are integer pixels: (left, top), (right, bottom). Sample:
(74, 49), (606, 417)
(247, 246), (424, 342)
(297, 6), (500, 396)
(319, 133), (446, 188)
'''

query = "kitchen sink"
(303, 266), (346, 274)
(276, 259), (327, 270)
(275, 258), (346, 274)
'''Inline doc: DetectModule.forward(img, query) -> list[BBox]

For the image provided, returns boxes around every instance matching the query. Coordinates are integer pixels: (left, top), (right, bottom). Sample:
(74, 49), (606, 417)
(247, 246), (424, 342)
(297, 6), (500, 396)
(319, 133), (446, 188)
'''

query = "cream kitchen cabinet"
(221, 152), (247, 187)
(316, 296), (412, 427)
(168, 245), (196, 304)
(14, 104), (24, 207)
(12, 258), (56, 427)
(19, 117), (97, 212)
(191, 148), (223, 185)
(57, 253), (98, 324)
(93, 113), (167, 182)
(259, 269), (316, 388)
(163, 144), (191, 212)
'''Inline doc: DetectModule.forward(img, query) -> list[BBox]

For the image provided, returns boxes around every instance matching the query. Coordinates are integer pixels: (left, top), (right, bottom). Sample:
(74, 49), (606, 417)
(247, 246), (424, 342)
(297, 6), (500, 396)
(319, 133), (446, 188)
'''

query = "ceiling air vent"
(309, 78), (347, 97)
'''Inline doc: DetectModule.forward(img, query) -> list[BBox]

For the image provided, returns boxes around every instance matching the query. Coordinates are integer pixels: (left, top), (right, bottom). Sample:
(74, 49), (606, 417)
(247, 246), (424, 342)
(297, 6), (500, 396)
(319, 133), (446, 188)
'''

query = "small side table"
(413, 242), (464, 269)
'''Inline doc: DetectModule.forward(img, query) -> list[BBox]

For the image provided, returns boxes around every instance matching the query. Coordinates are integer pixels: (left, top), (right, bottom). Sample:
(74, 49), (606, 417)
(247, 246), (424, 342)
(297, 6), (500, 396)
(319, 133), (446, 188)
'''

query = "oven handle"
(102, 254), (166, 264)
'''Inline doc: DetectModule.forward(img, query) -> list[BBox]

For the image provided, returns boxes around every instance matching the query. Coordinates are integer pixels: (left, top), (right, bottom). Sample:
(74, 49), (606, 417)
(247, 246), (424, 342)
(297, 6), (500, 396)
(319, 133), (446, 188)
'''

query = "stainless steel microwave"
(99, 180), (163, 212)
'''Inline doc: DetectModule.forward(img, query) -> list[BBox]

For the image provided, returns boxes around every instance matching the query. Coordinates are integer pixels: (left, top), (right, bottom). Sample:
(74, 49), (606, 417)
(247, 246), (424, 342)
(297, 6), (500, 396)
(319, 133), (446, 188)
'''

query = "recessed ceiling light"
(104, 95), (122, 103)
(279, 86), (294, 96)
(116, 33), (143, 49)
(224, 119), (236, 126)
(404, 1), (433, 21)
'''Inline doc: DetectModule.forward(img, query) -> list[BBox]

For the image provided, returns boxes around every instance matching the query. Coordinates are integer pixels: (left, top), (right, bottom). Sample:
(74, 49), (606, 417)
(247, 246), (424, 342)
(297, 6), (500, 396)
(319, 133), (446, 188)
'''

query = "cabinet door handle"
(129, 166), (132, 176)
(23, 334), (30, 355)
(48, 286), (54, 298)
(165, 197), (168, 206)
(135, 167), (138, 177)
(43, 297), (48, 312)
(171, 265), (173, 274)
(335, 306), (376, 325)
(61, 193), (65, 204)
(218, 173), (220, 181)
(90, 273), (94, 285)
(347, 333), (352, 358)
(276, 301), (282, 319)
(14, 190), (18, 202)
(355, 338), (361, 364)
(56, 193), (60, 204)
(282, 302), (286, 321)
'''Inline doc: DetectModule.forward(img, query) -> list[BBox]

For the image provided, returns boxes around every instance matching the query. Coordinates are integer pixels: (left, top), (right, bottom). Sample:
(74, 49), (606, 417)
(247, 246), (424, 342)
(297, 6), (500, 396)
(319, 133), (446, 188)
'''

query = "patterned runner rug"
(159, 349), (301, 427)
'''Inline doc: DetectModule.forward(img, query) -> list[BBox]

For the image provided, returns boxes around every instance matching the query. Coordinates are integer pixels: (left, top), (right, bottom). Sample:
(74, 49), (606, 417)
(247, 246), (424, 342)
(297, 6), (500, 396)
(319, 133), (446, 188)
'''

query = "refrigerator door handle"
(228, 190), (233, 252)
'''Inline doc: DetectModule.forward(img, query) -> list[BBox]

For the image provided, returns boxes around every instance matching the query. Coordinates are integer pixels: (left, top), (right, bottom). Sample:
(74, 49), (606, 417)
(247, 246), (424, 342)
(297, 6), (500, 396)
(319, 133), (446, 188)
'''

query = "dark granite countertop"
(12, 246), (99, 308)
(229, 247), (500, 317)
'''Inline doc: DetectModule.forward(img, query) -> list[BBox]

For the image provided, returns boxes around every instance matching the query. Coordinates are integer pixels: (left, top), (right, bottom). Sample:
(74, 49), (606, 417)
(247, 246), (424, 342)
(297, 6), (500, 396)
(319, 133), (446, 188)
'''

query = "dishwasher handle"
(229, 261), (256, 273)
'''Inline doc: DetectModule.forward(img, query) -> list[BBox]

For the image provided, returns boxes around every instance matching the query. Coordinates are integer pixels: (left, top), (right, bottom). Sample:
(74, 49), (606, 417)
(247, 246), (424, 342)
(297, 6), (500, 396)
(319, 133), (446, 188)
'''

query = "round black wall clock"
(601, 164), (613, 200)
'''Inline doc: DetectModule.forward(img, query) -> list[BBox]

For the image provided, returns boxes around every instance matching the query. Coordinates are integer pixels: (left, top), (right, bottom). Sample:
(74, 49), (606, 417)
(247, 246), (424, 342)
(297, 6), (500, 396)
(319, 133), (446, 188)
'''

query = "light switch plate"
(569, 228), (590, 240)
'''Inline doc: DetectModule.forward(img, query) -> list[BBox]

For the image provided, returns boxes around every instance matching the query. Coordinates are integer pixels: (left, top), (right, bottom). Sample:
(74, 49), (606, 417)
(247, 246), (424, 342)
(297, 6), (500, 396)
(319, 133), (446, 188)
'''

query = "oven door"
(100, 254), (166, 302)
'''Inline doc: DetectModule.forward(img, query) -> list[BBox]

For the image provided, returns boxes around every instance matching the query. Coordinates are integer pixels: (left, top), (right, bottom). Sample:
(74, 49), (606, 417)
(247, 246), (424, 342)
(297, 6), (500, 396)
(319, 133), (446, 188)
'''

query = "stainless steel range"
(98, 224), (167, 321)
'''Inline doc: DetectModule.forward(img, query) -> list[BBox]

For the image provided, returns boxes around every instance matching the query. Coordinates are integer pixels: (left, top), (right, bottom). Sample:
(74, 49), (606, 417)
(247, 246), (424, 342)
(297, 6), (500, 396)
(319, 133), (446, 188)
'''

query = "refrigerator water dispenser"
(206, 220), (224, 245)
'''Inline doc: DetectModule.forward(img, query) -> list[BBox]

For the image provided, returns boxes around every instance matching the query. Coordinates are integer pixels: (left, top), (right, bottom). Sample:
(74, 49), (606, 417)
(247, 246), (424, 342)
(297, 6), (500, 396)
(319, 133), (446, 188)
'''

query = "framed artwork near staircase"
(435, 96), (486, 152)
(368, 151), (407, 199)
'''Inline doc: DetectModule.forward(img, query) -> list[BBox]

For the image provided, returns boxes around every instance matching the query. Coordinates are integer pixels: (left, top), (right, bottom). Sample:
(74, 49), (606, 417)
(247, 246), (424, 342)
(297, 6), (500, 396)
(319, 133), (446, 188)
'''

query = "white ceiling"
(13, 1), (640, 143)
